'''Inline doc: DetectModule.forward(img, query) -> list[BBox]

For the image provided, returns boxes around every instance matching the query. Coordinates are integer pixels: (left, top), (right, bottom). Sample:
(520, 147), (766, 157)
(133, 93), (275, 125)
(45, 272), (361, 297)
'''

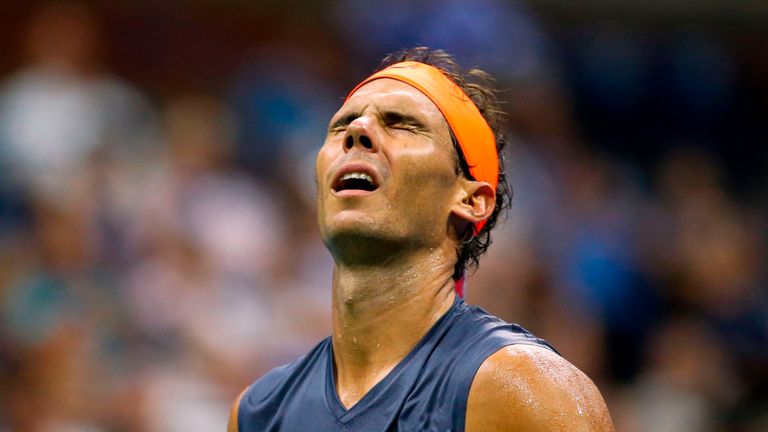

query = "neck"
(330, 245), (457, 408)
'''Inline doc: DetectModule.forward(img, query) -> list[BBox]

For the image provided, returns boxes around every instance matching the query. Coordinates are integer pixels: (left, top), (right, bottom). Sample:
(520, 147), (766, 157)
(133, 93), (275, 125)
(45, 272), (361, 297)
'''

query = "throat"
(330, 264), (457, 409)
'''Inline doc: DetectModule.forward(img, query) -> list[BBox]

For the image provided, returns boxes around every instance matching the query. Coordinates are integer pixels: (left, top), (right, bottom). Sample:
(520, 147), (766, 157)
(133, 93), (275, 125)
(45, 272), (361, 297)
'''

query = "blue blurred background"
(0, 1), (765, 431)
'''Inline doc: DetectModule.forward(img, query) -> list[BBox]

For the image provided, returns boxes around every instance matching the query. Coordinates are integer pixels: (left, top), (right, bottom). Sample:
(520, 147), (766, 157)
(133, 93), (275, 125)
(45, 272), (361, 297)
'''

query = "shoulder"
(249, 337), (331, 399)
(227, 364), (296, 432)
(228, 338), (332, 430)
(452, 302), (556, 352)
(227, 388), (247, 432)
(465, 344), (614, 432)
(227, 364), (295, 432)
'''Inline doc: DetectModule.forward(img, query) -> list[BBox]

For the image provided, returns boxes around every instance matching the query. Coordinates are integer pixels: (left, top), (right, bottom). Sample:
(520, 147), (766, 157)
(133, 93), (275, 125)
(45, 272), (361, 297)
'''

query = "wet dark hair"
(376, 47), (512, 280)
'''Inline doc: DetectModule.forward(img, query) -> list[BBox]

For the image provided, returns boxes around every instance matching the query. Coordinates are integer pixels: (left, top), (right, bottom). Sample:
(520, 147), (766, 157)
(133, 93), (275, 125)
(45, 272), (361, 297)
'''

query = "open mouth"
(333, 172), (378, 193)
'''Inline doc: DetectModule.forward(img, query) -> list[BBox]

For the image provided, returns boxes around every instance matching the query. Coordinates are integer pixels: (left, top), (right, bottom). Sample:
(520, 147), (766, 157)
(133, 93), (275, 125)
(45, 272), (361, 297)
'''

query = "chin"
(320, 216), (410, 265)
(322, 214), (385, 243)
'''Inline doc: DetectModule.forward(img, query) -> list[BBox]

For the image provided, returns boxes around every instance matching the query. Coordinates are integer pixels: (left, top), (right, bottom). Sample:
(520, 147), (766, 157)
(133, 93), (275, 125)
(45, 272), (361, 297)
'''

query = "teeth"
(341, 172), (373, 183)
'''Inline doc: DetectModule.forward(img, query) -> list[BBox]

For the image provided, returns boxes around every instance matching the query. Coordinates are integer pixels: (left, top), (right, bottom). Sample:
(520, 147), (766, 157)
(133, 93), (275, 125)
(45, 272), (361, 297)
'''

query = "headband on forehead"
(345, 61), (499, 234)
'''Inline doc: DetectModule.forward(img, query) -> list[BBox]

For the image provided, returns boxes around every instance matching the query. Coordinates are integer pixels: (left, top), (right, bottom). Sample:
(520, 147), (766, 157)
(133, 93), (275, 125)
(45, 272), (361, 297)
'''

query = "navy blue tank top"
(236, 297), (556, 431)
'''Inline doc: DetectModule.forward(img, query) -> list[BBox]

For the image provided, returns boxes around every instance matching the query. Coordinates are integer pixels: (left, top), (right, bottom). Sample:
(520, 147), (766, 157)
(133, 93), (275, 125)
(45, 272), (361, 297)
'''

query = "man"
(228, 47), (614, 431)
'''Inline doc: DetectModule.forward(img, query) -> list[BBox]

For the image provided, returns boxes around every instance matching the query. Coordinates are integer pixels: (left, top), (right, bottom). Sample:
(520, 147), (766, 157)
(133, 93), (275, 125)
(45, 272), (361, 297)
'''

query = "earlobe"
(451, 180), (496, 226)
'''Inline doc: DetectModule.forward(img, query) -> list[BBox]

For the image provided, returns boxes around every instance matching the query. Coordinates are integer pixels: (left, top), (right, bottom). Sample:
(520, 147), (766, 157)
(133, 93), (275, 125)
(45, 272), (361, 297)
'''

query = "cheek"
(391, 152), (459, 220)
(315, 139), (336, 184)
(315, 142), (335, 216)
(395, 147), (457, 190)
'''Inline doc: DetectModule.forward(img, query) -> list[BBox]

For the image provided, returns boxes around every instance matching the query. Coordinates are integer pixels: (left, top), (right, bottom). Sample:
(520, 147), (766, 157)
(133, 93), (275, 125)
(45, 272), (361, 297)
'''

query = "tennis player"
(228, 47), (614, 431)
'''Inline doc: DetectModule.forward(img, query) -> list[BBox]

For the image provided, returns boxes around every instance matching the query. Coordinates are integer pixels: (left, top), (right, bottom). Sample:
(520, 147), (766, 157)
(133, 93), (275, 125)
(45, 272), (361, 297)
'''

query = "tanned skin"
(229, 78), (614, 431)
(466, 345), (614, 431)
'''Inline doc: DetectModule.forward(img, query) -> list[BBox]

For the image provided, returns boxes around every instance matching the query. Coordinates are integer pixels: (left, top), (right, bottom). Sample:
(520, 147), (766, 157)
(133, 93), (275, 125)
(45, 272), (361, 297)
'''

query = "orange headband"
(345, 61), (498, 233)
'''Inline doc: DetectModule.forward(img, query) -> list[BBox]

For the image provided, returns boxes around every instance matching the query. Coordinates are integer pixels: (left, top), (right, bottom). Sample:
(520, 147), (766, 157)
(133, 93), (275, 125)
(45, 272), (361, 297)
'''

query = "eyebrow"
(329, 112), (359, 131)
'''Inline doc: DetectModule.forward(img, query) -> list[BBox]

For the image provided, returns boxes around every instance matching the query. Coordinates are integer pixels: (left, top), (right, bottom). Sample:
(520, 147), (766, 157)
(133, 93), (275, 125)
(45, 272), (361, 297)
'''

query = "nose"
(343, 116), (378, 153)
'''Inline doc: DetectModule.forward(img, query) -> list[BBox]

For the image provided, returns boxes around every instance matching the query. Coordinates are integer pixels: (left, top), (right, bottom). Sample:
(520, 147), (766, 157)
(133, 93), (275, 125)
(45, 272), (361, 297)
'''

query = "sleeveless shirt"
(236, 296), (556, 432)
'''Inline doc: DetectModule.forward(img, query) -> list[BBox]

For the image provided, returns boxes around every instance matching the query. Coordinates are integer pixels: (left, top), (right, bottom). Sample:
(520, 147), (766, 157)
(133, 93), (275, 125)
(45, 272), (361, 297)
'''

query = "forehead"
(339, 78), (446, 124)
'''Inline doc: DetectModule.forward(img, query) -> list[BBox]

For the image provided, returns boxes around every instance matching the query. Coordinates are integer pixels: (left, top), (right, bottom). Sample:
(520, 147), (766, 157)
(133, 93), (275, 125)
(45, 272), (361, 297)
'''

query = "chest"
(239, 352), (468, 432)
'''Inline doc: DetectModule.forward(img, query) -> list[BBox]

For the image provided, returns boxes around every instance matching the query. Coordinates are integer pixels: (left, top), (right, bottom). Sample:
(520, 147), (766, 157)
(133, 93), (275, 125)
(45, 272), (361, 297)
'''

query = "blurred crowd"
(0, 1), (766, 431)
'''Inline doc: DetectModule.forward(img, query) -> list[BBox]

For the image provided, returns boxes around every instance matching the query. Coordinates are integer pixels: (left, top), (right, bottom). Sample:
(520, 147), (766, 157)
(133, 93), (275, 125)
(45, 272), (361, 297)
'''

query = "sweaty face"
(316, 79), (463, 253)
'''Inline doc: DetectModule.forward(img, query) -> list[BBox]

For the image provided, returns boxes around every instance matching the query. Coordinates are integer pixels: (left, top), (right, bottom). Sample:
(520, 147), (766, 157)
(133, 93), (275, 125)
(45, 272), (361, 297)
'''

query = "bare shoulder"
(465, 344), (614, 432)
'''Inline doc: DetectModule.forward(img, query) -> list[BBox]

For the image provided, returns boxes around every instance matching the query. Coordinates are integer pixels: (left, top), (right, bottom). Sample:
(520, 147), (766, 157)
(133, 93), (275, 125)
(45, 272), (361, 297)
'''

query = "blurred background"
(0, 0), (765, 431)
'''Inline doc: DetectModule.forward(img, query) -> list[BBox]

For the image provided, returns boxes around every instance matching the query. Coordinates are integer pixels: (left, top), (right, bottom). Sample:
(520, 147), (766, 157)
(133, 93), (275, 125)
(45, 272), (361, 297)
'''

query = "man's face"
(316, 78), (463, 253)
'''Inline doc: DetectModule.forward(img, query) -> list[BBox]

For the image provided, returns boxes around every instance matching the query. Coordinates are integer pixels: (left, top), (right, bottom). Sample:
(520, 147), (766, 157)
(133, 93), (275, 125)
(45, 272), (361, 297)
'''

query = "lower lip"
(332, 189), (377, 197)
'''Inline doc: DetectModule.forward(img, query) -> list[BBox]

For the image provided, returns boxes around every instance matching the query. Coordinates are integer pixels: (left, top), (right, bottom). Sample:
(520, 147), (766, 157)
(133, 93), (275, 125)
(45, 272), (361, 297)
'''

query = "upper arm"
(465, 345), (614, 432)
(227, 388), (247, 432)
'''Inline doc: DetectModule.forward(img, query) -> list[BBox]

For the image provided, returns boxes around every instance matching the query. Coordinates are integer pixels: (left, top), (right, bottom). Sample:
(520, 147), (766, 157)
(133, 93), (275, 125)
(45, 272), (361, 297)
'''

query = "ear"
(450, 179), (496, 228)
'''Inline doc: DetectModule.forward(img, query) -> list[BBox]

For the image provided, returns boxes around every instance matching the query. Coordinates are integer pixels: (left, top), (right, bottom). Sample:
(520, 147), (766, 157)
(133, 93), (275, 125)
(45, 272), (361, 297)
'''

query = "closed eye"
(328, 111), (426, 133)
(328, 113), (359, 133)
(383, 112), (424, 130)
